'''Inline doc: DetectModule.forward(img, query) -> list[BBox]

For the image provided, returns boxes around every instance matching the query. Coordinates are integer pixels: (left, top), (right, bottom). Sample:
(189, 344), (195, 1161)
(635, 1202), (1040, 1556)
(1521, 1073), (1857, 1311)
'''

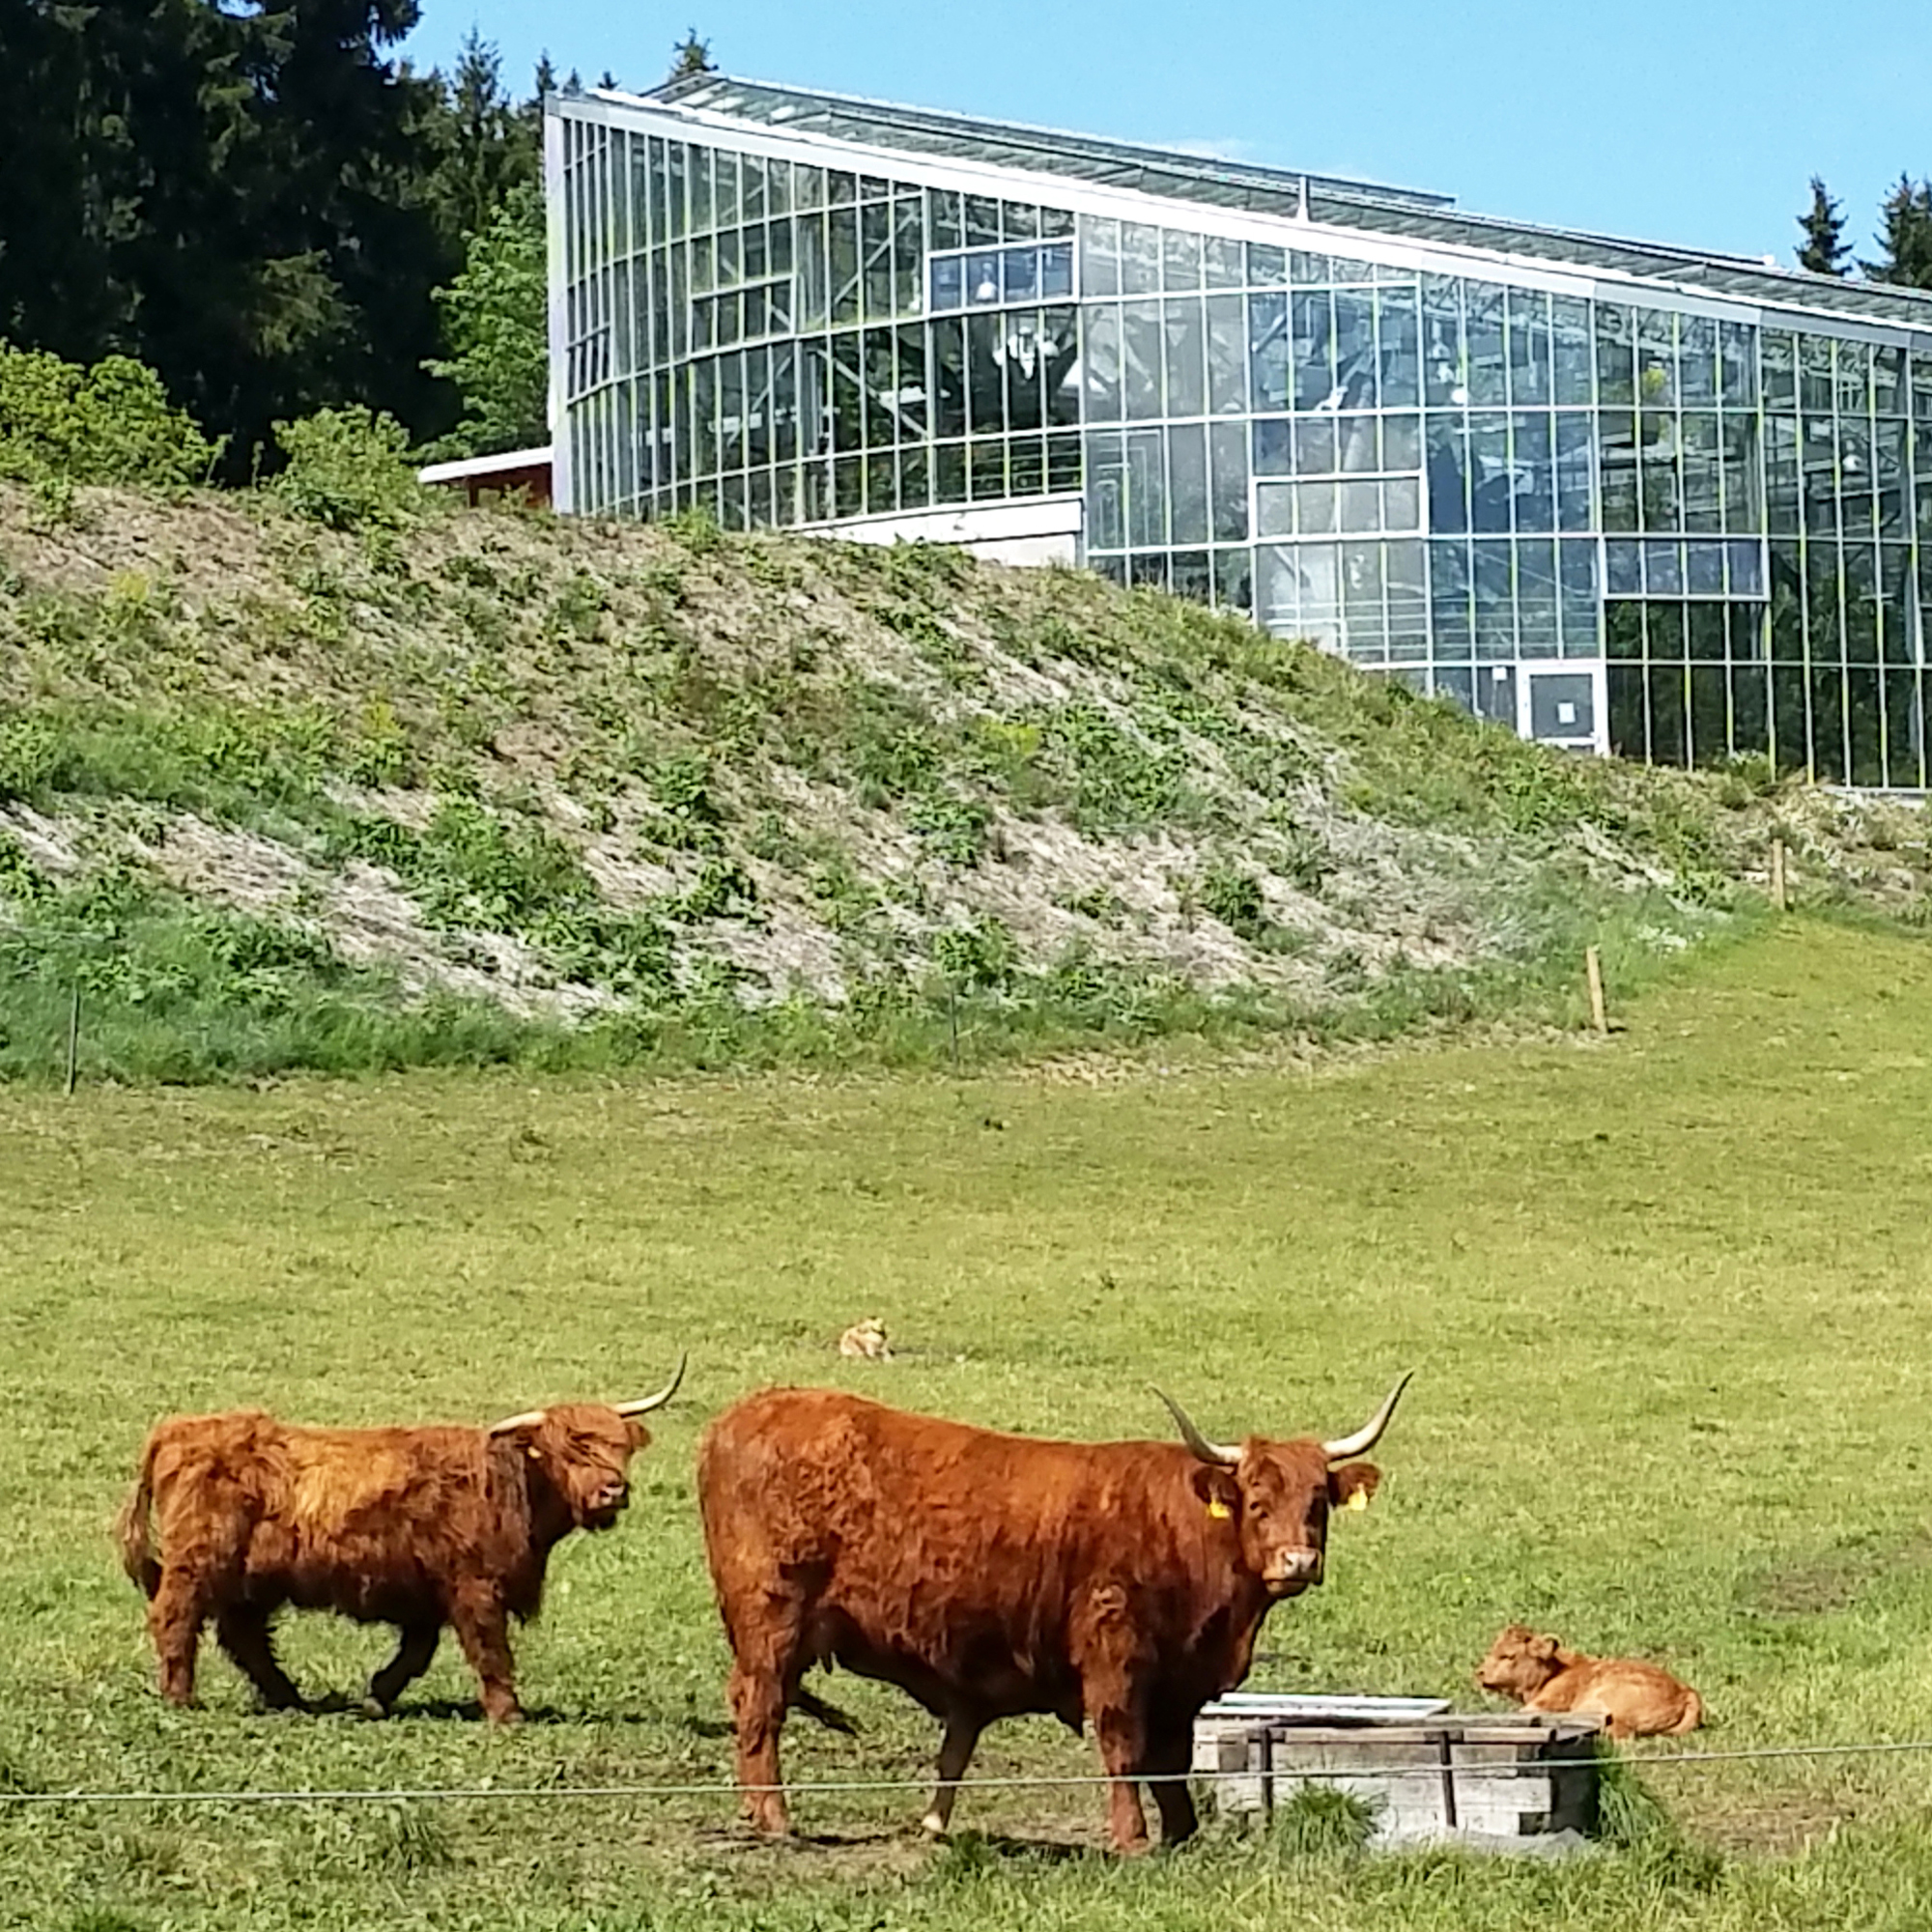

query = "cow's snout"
(594, 1479), (630, 1512)
(1268, 1548), (1323, 1591)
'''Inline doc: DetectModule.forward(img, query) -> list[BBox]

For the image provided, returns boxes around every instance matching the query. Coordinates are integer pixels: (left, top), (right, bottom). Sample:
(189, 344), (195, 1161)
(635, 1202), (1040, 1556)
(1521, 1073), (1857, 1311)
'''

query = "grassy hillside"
(2, 481), (1926, 1080)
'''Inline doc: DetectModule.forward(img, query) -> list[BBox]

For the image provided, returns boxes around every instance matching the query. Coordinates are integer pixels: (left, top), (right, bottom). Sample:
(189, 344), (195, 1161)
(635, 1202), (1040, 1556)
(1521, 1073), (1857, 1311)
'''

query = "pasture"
(5, 916), (1932, 1930)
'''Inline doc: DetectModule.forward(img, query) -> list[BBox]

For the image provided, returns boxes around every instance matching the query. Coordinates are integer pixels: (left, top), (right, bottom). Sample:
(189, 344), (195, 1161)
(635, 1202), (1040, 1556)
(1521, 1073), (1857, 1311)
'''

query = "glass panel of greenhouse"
(550, 80), (1932, 788)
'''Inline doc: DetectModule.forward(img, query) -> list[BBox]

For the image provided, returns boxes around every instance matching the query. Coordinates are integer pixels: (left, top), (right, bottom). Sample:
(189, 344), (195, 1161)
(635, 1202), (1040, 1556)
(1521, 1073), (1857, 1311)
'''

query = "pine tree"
(1, 0), (462, 473)
(1796, 177), (1850, 276)
(668, 30), (716, 80)
(1862, 175), (1932, 289)
(428, 30), (536, 245)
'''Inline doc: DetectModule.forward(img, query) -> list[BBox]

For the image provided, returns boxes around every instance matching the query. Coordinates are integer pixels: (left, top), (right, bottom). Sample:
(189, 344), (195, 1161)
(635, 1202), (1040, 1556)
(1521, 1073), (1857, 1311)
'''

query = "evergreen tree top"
(1797, 176), (1850, 277)
(669, 29), (716, 81)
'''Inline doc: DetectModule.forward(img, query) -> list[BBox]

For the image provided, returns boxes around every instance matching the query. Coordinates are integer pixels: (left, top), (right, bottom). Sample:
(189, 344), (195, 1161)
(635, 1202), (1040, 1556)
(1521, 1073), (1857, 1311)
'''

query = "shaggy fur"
(116, 1403), (654, 1721)
(696, 1387), (1386, 1854)
(1477, 1623), (1705, 1740)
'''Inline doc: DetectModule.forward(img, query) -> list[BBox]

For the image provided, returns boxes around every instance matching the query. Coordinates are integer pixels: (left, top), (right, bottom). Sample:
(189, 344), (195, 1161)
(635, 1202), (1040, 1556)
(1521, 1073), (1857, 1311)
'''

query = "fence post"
(1771, 837), (1788, 913)
(64, 985), (80, 1096)
(1585, 946), (1608, 1037)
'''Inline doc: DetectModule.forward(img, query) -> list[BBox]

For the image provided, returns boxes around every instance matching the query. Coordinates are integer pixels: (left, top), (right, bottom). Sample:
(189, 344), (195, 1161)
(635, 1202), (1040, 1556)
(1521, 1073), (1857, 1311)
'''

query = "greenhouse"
(548, 75), (1932, 786)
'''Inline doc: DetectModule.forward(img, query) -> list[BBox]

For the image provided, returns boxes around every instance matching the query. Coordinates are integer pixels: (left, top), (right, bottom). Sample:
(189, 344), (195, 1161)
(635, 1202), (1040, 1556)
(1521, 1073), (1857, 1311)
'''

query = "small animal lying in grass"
(838, 1317), (892, 1361)
(1477, 1623), (1704, 1740)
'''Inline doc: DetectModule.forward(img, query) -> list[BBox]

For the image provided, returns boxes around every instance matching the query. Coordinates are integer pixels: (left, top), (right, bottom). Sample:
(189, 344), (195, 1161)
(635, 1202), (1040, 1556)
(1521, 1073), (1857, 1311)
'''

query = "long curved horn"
(1321, 1371), (1413, 1462)
(487, 1407), (547, 1435)
(611, 1351), (688, 1419)
(1150, 1385), (1239, 1466)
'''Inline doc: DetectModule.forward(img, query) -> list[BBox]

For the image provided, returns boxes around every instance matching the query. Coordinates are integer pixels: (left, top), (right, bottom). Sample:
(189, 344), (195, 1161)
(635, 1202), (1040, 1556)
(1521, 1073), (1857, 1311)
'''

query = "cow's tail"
(115, 1433), (163, 1599)
(791, 1687), (860, 1737)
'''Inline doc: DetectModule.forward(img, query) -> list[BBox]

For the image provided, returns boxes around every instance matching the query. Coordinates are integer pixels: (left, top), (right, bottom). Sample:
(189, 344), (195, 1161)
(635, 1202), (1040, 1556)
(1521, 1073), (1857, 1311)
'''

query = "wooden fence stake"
(1771, 837), (1788, 913)
(1585, 946), (1608, 1036)
(64, 986), (80, 1096)
(948, 981), (960, 1075)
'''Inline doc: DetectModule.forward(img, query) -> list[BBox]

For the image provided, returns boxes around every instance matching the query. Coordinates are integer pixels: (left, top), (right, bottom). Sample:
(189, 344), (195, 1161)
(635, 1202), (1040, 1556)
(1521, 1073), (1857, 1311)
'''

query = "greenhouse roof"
(632, 74), (1932, 334)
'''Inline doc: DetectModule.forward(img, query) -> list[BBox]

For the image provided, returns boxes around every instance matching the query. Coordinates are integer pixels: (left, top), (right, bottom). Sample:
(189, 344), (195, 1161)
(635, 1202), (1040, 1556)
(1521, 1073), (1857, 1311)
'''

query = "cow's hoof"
(358, 1697), (389, 1720)
(921, 1811), (948, 1837)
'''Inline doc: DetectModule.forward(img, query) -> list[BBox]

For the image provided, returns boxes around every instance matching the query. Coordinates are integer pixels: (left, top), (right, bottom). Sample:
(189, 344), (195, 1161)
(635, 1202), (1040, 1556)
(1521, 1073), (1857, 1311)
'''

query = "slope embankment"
(1, 484), (1924, 1080)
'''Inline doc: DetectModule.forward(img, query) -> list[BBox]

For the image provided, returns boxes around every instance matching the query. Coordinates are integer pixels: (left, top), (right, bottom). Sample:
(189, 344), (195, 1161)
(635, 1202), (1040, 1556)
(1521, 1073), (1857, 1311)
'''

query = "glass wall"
(555, 101), (1932, 788)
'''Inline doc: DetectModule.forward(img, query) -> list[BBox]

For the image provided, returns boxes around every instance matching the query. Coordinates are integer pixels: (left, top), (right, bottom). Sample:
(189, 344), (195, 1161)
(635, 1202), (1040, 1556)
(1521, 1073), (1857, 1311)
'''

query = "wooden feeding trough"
(1192, 1693), (1605, 1852)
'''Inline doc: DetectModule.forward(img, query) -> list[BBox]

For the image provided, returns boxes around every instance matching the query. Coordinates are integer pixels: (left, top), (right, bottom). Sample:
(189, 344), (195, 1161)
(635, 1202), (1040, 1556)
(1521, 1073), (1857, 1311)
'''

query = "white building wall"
(802, 493), (1084, 569)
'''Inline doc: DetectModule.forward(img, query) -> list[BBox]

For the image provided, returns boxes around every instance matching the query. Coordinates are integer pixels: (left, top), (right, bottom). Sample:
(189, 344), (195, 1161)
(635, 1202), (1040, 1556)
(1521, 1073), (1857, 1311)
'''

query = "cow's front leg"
(1085, 1685), (1152, 1854)
(922, 1709), (986, 1836)
(213, 1605), (304, 1712)
(1075, 1589), (1154, 1853)
(363, 1622), (441, 1718)
(447, 1586), (521, 1723)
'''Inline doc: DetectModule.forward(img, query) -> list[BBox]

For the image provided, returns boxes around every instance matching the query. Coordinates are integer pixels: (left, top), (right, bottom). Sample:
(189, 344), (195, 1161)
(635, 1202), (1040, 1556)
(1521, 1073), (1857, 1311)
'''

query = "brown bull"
(696, 1372), (1409, 1853)
(116, 1356), (685, 1721)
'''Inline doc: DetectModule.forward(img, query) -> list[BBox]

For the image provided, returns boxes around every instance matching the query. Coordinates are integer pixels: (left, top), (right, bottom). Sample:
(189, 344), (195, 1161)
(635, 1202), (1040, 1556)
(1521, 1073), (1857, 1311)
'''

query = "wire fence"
(5, 1735), (1932, 1810)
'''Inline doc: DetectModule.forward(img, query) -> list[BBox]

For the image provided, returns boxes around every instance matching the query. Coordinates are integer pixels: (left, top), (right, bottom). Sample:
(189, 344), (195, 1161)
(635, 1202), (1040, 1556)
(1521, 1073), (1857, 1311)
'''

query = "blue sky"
(404, 0), (1931, 269)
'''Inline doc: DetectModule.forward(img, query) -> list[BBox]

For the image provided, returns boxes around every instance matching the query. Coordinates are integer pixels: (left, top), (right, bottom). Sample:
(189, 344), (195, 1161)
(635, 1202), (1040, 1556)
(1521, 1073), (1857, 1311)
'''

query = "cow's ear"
(1532, 1634), (1560, 1661)
(624, 1420), (650, 1452)
(1328, 1463), (1381, 1512)
(1189, 1464), (1240, 1520)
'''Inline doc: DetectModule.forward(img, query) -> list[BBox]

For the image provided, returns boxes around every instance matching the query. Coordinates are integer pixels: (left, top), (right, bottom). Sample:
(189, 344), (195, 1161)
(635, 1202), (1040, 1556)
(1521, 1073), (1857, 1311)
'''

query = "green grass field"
(6, 915), (1932, 1930)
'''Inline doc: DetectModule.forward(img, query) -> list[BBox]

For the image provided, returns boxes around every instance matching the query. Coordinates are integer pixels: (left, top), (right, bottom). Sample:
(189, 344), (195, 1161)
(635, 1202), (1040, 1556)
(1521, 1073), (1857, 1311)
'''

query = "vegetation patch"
(2, 480), (1928, 1082)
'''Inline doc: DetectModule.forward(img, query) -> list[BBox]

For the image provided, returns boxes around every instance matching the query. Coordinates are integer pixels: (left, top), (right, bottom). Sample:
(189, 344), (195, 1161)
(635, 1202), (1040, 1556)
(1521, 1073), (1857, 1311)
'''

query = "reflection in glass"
(1254, 417), (1291, 475)
(1210, 421), (1249, 542)
(1170, 424), (1208, 544)
(1123, 302), (1161, 420)
(1165, 298), (1206, 417)
(1083, 306), (1122, 422)
(1208, 296), (1246, 413)
(1250, 293), (1290, 411)
(1079, 215), (1120, 296)
(1121, 223), (1160, 295)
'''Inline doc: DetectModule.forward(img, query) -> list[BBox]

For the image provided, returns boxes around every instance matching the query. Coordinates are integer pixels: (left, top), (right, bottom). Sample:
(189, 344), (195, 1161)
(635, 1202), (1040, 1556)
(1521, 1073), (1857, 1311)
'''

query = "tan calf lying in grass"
(838, 1317), (892, 1361)
(1477, 1623), (1704, 1740)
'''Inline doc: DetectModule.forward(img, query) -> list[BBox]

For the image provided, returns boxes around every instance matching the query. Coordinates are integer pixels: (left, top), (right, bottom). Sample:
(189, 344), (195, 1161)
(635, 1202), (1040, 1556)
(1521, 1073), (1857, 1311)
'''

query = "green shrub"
(0, 345), (222, 489)
(932, 917), (1019, 992)
(270, 406), (427, 531)
(1199, 862), (1269, 940)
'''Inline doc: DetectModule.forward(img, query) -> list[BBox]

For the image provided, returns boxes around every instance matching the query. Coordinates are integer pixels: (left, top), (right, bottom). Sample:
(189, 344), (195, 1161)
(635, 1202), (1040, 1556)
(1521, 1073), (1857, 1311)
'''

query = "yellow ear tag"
(1206, 1498), (1233, 1520)
(526, 1444), (542, 1460)
(1345, 1488), (1370, 1511)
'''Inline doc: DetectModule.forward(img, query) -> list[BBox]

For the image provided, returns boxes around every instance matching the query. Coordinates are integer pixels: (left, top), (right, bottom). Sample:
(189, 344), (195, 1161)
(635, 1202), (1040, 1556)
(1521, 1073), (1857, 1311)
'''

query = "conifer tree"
(1862, 175), (1932, 289)
(668, 30), (716, 80)
(1796, 177), (1851, 276)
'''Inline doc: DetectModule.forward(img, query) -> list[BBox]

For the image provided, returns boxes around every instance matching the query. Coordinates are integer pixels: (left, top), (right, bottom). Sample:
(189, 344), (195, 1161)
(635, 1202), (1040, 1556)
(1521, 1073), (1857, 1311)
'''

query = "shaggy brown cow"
(1477, 1623), (1704, 1740)
(696, 1373), (1409, 1853)
(116, 1357), (685, 1721)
